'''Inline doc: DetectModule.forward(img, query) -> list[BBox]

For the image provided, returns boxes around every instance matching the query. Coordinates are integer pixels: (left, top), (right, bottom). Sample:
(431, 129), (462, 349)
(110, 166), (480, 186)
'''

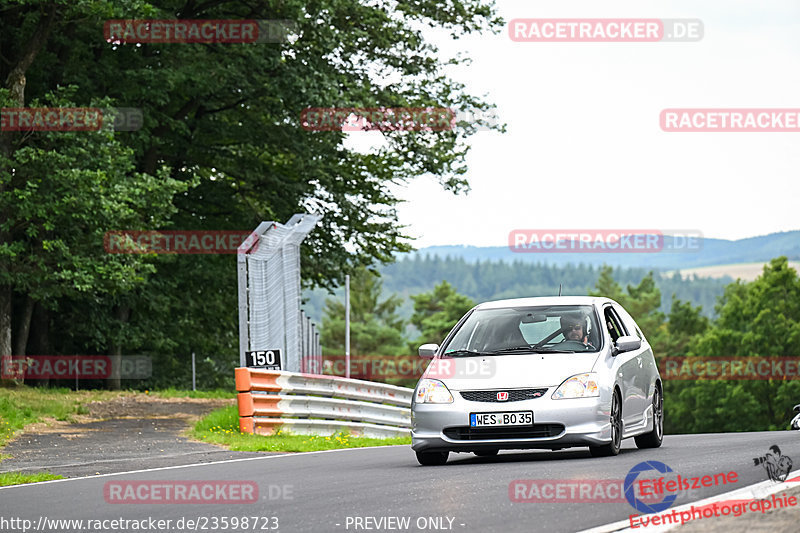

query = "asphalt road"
(1, 432), (799, 533)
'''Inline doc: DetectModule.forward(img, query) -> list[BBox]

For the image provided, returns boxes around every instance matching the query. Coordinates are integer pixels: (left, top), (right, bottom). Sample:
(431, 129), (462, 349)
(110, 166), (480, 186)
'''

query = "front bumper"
(411, 390), (612, 452)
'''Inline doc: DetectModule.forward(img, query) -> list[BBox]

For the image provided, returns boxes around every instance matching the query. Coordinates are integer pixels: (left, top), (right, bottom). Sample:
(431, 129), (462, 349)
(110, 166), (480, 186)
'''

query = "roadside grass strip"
(578, 470), (800, 533)
(148, 388), (233, 399)
(0, 472), (63, 486)
(0, 387), (126, 446)
(0, 386), (234, 447)
(192, 405), (411, 452)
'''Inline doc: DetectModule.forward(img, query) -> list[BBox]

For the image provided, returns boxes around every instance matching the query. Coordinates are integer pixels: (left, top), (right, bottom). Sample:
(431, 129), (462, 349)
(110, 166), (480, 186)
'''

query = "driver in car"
(560, 313), (594, 349)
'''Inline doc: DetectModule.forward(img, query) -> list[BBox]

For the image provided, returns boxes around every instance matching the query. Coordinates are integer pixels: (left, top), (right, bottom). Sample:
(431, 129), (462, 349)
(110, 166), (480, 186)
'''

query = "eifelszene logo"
(624, 461), (678, 513)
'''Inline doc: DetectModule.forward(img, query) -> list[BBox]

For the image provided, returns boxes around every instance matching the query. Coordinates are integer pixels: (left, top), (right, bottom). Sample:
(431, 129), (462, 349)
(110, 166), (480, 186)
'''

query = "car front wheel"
(590, 390), (622, 457)
(635, 386), (663, 449)
(416, 450), (449, 466)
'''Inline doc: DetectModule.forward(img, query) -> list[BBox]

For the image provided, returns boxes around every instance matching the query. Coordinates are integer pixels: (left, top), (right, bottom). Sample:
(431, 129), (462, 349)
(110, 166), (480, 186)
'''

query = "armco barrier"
(235, 368), (412, 438)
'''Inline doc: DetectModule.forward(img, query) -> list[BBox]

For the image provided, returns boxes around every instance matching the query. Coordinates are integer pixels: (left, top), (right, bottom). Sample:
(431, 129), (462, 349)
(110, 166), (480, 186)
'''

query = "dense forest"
(0, 0), (502, 390)
(301, 255), (732, 327)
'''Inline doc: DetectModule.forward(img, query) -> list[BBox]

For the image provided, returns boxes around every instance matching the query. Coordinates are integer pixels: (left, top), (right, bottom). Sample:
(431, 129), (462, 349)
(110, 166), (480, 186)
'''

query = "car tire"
(590, 390), (622, 457)
(416, 451), (449, 466)
(473, 449), (499, 457)
(635, 386), (663, 449)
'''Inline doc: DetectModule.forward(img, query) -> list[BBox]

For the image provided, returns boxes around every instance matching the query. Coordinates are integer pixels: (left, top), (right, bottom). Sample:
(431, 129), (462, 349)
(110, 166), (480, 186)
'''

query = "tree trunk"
(26, 303), (51, 388)
(13, 295), (35, 356)
(0, 287), (12, 385)
(0, 4), (59, 373)
(108, 305), (130, 390)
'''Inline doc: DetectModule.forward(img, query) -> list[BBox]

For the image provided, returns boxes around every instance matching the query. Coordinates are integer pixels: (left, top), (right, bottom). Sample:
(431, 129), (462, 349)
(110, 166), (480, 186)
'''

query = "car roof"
(473, 295), (617, 310)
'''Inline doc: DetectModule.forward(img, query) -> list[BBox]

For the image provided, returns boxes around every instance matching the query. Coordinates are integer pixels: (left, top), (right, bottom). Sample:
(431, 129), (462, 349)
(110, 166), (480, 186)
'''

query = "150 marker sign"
(246, 350), (281, 370)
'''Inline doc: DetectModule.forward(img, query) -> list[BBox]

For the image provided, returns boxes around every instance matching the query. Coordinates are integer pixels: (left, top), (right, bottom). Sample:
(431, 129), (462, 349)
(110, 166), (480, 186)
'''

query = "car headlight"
(415, 379), (454, 404)
(552, 373), (599, 399)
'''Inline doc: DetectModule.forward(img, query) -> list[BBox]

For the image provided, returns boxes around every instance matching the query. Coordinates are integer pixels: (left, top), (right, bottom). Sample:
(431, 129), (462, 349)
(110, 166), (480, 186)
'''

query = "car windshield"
(442, 305), (601, 355)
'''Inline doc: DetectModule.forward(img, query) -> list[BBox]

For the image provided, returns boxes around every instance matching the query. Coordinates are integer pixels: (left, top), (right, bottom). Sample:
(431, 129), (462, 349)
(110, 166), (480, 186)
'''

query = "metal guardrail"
(235, 368), (412, 438)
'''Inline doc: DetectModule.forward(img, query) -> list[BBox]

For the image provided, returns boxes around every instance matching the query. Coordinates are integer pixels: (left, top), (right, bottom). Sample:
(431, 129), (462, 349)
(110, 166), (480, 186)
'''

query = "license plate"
(470, 411), (533, 427)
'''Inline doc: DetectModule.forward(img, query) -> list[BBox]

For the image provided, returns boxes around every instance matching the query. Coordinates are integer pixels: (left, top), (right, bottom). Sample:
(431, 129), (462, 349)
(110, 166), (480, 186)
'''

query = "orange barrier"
(235, 367), (412, 438)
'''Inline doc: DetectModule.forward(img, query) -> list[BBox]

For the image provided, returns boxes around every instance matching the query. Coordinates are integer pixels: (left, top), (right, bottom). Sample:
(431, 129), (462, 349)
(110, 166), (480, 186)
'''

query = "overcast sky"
(352, 0), (800, 248)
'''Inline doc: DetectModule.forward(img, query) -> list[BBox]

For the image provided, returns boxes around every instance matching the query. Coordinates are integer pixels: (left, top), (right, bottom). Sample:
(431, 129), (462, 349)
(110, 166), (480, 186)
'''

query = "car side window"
(603, 306), (627, 342)
(615, 305), (644, 341)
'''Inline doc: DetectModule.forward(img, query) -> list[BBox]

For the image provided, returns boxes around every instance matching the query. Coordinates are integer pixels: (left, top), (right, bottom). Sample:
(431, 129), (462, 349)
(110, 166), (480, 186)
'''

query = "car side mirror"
(614, 335), (641, 355)
(418, 343), (438, 359)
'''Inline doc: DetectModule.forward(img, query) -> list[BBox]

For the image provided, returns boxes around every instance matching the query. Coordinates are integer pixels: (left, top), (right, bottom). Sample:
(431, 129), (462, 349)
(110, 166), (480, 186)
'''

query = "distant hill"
(412, 230), (800, 270)
(301, 231), (799, 328)
(666, 261), (800, 282)
(302, 257), (736, 327)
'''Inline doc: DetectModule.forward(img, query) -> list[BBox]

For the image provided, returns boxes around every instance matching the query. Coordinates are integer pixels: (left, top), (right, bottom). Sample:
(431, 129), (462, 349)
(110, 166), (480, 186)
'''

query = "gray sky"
(353, 0), (800, 247)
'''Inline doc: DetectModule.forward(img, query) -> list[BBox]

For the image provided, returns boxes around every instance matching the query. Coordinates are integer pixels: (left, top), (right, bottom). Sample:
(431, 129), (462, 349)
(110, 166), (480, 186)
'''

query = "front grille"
(460, 388), (548, 402)
(443, 424), (565, 440)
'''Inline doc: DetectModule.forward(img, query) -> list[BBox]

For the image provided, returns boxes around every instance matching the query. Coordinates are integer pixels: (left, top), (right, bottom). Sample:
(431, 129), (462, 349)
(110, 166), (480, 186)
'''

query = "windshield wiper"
(443, 349), (493, 357)
(487, 346), (538, 354)
(488, 346), (577, 354)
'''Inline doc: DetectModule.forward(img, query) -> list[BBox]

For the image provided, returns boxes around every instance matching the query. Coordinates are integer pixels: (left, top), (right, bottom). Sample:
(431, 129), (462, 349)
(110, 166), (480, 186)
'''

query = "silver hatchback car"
(411, 296), (663, 465)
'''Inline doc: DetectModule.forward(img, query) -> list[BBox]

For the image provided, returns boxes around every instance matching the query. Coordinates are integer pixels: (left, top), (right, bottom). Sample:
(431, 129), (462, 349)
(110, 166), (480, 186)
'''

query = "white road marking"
(0, 445), (409, 490)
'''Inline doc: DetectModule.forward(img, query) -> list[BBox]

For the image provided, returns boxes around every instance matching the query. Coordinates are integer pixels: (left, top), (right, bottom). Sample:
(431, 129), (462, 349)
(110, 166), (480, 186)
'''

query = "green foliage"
(661, 296), (709, 356)
(695, 257), (800, 356)
(0, 386), (126, 446)
(321, 267), (407, 355)
(588, 259), (800, 434)
(148, 388), (233, 399)
(0, 471), (63, 486)
(372, 256), (730, 321)
(665, 257), (800, 433)
(409, 280), (474, 349)
(1, 0), (504, 382)
(590, 267), (668, 353)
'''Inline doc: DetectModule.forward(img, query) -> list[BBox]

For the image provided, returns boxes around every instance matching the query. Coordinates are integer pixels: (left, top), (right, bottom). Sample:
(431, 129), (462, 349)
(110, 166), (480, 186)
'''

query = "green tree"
(321, 268), (406, 356)
(589, 265), (626, 303)
(661, 296), (709, 357)
(589, 267), (667, 352)
(409, 281), (474, 349)
(0, 0), (503, 383)
(664, 258), (800, 433)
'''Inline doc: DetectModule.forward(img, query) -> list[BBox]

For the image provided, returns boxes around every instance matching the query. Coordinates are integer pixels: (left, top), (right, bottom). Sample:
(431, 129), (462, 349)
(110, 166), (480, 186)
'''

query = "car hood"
(422, 352), (602, 390)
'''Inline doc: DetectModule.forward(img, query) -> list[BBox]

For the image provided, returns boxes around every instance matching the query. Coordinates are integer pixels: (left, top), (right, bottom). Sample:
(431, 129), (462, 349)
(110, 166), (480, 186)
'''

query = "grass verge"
(0, 472), (63, 486)
(191, 405), (411, 452)
(0, 385), (231, 447)
(0, 386), (128, 447)
(148, 388), (233, 399)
